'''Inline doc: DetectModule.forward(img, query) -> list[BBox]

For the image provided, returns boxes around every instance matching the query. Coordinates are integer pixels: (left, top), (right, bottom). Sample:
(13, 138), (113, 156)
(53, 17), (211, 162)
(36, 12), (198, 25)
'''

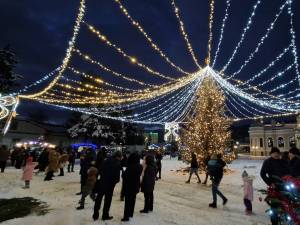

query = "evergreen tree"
(180, 77), (232, 167)
(0, 45), (21, 93)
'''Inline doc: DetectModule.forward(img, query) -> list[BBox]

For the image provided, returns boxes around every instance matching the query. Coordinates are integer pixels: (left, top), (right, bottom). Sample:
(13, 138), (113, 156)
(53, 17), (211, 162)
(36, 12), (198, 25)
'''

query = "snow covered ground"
(0, 158), (269, 225)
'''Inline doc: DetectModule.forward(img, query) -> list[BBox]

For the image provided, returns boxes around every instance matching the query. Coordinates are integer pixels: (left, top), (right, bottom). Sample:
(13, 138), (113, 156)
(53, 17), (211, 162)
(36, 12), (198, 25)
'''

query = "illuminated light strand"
(212, 0), (231, 67)
(152, 83), (197, 122)
(288, 1), (300, 86)
(233, 111), (299, 122)
(170, 0), (202, 69)
(33, 71), (200, 105)
(226, 90), (282, 116)
(2, 96), (19, 135)
(253, 72), (298, 95)
(240, 45), (292, 85)
(225, 92), (251, 118)
(243, 63), (295, 91)
(224, 103), (239, 119)
(114, 0), (190, 75)
(133, 78), (200, 121)
(67, 67), (140, 92)
(207, 0), (215, 65)
(19, 0), (86, 99)
(210, 68), (295, 112)
(219, 69), (300, 105)
(84, 22), (178, 81)
(11, 67), (61, 95)
(228, 1), (289, 79)
(225, 91), (261, 117)
(221, 0), (261, 72)
(73, 49), (157, 87)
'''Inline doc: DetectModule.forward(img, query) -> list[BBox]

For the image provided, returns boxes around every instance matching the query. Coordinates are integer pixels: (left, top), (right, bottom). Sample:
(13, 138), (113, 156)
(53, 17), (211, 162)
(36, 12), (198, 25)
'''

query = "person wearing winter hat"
(21, 156), (36, 188)
(242, 170), (254, 215)
(289, 147), (300, 178)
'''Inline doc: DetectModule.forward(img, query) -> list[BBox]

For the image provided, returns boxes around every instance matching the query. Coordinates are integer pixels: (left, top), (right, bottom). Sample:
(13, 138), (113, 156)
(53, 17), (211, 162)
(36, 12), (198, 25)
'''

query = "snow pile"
(0, 159), (269, 225)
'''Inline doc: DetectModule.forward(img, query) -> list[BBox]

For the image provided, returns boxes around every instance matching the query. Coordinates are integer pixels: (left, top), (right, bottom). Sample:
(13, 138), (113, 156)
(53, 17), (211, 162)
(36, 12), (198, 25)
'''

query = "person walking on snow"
(207, 153), (227, 208)
(242, 170), (254, 215)
(186, 152), (201, 183)
(21, 156), (36, 188)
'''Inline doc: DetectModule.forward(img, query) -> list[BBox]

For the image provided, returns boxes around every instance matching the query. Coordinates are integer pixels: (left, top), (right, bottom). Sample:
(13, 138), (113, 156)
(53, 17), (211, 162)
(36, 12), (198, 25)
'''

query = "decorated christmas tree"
(180, 77), (233, 167)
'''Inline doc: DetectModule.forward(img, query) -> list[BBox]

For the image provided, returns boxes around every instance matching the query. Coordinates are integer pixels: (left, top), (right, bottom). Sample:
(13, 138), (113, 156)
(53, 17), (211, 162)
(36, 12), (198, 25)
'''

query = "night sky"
(0, 0), (300, 124)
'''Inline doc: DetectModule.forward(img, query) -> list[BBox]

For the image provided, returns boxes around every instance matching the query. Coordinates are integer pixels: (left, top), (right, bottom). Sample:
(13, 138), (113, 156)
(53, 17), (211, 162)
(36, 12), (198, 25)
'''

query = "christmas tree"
(180, 77), (233, 167)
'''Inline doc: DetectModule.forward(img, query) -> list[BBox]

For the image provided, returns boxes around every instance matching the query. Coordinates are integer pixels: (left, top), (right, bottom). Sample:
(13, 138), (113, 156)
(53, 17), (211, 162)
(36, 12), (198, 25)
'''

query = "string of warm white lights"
(19, 0), (86, 99)
(84, 22), (180, 81)
(207, 0), (215, 65)
(170, 0), (202, 69)
(113, 0), (190, 75)
(221, 0), (261, 73)
(288, 0), (300, 86)
(227, 1), (289, 79)
(212, 0), (231, 68)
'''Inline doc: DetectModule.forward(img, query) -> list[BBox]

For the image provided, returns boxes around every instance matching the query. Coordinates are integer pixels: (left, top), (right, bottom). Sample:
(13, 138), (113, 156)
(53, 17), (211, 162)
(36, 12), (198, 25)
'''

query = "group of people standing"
(260, 147), (300, 225)
(76, 149), (158, 222)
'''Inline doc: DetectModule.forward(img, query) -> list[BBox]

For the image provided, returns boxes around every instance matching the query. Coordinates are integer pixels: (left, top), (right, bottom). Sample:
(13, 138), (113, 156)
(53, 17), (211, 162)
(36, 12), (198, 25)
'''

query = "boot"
(76, 205), (84, 210)
(209, 202), (217, 208)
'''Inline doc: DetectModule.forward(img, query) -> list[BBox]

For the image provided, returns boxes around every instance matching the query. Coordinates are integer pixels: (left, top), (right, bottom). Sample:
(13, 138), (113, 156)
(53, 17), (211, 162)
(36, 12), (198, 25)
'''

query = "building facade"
(249, 120), (299, 156)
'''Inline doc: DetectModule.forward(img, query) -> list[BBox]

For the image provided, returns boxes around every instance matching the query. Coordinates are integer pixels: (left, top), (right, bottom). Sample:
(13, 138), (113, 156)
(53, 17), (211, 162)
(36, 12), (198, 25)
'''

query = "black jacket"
(190, 157), (199, 169)
(207, 159), (226, 184)
(141, 165), (156, 193)
(123, 163), (143, 195)
(289, 157), (300, 178)
(94, 156), (121, 193)
(260, 157), (289, 186)
(156, 154), (162, 168)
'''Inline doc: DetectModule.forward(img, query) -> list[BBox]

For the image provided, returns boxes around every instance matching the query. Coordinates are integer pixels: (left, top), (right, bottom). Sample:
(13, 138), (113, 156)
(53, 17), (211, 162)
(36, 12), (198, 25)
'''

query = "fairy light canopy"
(1, 0), (300, 125)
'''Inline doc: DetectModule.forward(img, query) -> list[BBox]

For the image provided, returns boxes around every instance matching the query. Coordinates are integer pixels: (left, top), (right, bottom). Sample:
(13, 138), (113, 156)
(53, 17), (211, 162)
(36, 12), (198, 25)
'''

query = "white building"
(249, 117), (300, 156)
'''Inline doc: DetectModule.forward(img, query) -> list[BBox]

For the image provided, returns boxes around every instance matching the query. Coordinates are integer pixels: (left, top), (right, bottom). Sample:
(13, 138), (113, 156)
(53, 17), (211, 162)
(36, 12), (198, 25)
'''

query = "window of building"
(267, 137), (273, 147)
(278, 137), (284, 148)
(259, 138), (263, 147)
(289, 137), (296, 147)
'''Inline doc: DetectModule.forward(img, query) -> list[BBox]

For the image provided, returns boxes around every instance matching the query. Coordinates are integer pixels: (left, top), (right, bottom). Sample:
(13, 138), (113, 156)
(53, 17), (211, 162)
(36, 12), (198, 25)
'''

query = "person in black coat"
(121, 153), (143, 222)
(93, 151), (122, 221)
(140, 155), (156, 213)
(155, 151), (163, 180)
(120, 152), (128, 201)
(288, 147), (300, 178)
(186, 152), (201, 183)
(207, 154), (227, 208)
(260, 147), (289, 225)
(96, 148), (107, 175)
(77, 150), (93, 195)
(37, 148), (49, 173)
(67, 147), (76, 173)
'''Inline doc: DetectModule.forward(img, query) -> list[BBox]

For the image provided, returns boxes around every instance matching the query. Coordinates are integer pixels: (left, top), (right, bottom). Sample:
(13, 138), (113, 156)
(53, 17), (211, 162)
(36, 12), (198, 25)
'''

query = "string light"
(288, 0), (300, 86)
(19, 0), (86, 99)
(239, 45), (292, 85)
(221, 0), (261, 73)
(113, 0), (190, 75)
(84, 22), (180, 81)
(170, 0), (202, 69)
(212, 0), (231, 68)
(227, 1), (289, 79)
(206, 0), (215, 65)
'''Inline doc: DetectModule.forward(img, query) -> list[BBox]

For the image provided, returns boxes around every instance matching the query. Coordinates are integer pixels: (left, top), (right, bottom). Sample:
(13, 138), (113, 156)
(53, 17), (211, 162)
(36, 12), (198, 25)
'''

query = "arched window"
(267, 137), (273, 147)
(278, 137), (284, 148)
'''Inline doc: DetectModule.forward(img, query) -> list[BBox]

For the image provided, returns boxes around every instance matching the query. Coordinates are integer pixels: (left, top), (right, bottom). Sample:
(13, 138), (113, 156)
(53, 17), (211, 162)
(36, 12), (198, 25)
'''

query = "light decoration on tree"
(180, 77), (233, 166)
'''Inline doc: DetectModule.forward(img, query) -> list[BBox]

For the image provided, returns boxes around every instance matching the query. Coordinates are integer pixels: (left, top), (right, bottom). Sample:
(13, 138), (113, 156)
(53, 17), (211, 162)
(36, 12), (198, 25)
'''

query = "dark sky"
(0, 0), (299, 124)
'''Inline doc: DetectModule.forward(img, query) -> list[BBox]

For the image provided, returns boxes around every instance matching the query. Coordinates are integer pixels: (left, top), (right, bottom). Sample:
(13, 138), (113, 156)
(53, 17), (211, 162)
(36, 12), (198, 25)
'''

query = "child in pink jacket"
(242, 170), (254, 215)
(22, 157), (35, 189)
